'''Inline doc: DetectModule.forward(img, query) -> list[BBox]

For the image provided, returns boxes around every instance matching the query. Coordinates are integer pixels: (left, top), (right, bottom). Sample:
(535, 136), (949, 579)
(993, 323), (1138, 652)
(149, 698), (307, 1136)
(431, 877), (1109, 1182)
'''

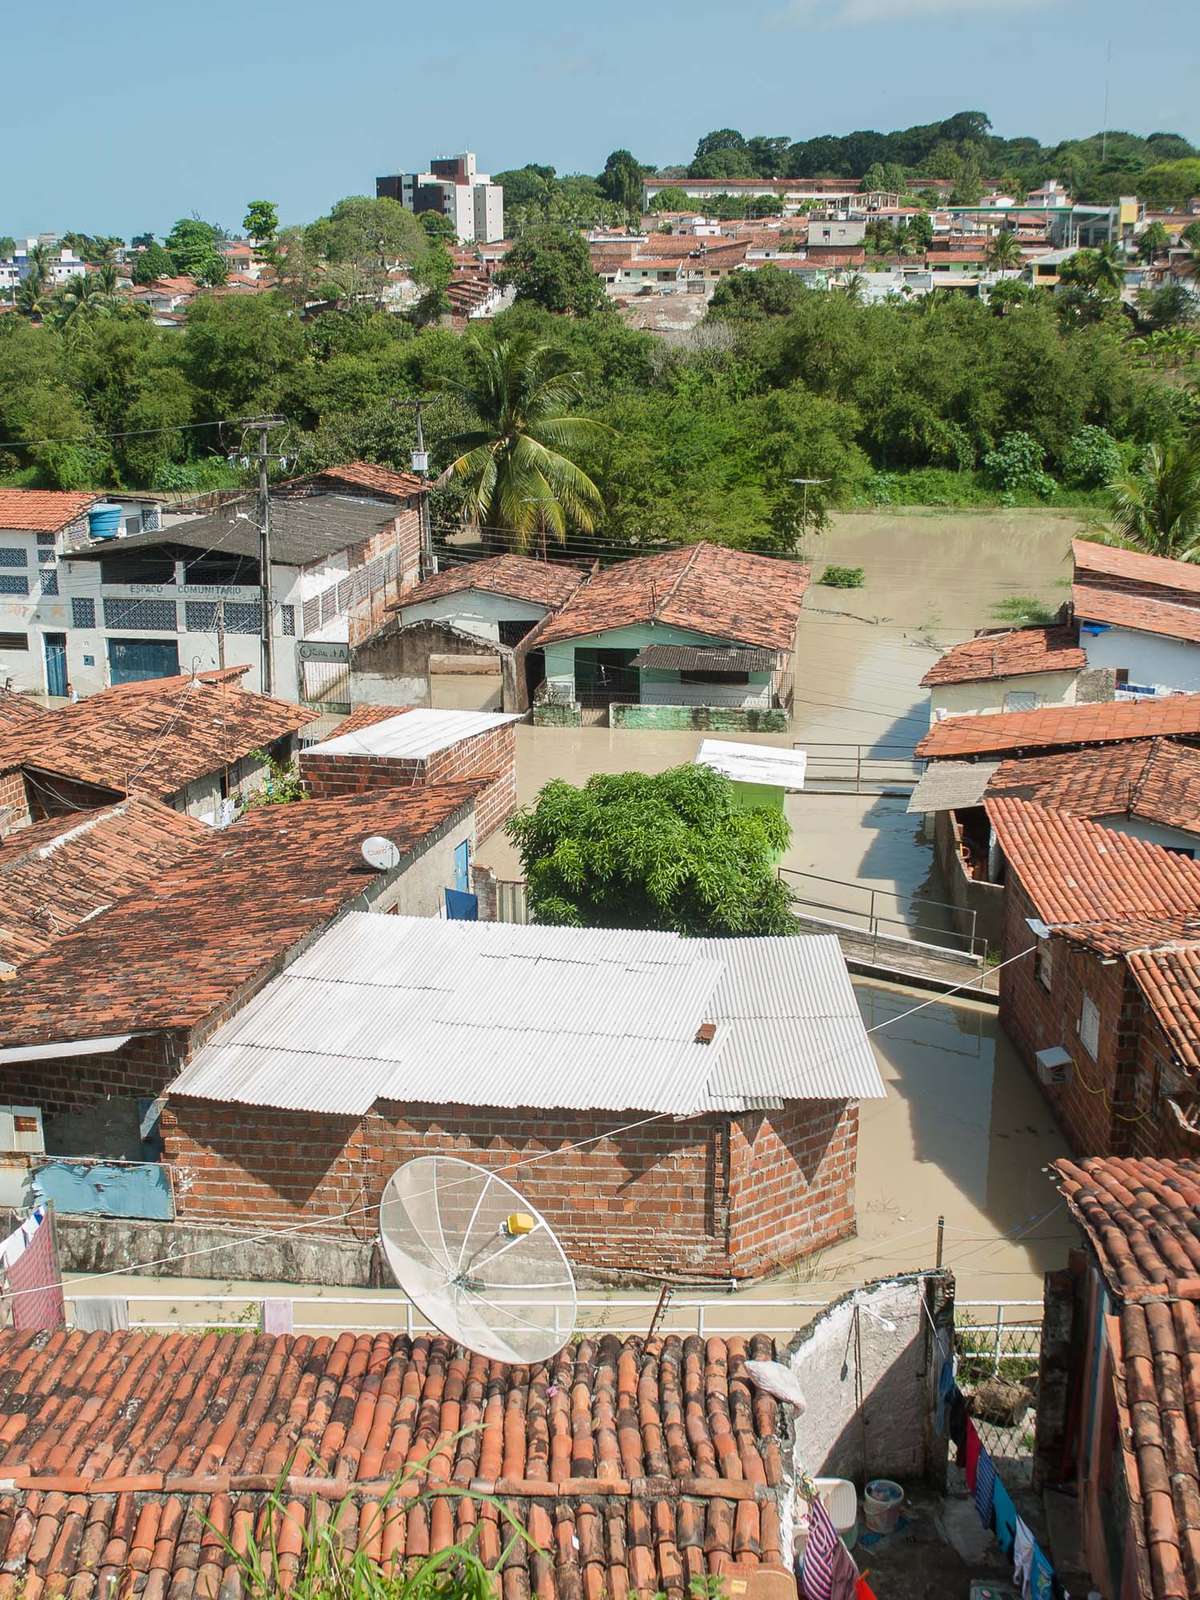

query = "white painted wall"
(1099, 814), (1199, 855)
(1081, 624), (1200, 694)
(786, 1276), (935, 1485)
(397, 590), (550, 646)
(928, 669), (1079, 724)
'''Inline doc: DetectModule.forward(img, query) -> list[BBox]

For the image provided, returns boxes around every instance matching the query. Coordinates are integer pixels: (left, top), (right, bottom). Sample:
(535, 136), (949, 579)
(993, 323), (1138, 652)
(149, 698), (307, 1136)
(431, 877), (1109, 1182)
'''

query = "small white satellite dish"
(380, 1155), (577, 1364)
(361, 834), (402, 872)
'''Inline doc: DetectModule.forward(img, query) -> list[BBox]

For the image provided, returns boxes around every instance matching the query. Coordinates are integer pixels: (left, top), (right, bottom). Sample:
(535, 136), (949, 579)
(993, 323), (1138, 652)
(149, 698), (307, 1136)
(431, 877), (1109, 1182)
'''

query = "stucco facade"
(927, 669), (1079, 723)
(1080, 622), (1200, 694)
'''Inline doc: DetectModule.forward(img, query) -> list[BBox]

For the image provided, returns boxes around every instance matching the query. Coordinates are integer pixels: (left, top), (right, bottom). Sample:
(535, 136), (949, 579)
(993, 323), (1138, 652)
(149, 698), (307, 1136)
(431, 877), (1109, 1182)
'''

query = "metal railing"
(796, 742), (925, 795)
(59, 1291), (1041, 1340)
(779, 866), (983, 960)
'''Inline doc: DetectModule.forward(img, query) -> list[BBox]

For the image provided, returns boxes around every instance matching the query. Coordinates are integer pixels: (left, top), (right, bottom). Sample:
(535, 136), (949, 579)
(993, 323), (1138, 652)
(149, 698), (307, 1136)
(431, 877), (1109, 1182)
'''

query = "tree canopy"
(507, 764), (795, 936)
(495, 225), (607, 316)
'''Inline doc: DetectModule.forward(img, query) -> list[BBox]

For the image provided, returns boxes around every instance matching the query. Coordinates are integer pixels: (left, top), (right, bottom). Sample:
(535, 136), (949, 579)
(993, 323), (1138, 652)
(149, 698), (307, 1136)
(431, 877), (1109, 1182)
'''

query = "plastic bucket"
(863, 1479), (904, 1534)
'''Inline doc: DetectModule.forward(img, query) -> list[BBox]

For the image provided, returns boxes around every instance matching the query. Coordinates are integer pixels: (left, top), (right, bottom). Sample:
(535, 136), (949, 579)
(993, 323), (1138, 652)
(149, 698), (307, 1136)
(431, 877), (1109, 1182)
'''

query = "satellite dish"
(380, 1155), (577, 1363)
(362, 834), (402, 872)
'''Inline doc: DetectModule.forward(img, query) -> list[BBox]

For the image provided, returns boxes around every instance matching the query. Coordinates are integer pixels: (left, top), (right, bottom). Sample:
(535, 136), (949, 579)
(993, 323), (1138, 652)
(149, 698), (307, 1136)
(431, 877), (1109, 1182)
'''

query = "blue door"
(43, 633), (67, 698)
(107, 637), (180, 686)
(454, 839), (471, 893)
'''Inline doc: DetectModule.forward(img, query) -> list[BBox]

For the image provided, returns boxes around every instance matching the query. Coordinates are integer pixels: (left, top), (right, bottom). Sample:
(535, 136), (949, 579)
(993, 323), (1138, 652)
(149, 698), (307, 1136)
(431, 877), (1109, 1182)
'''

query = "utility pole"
(390, 396), (436, 579)
(240, 416), (286, 695)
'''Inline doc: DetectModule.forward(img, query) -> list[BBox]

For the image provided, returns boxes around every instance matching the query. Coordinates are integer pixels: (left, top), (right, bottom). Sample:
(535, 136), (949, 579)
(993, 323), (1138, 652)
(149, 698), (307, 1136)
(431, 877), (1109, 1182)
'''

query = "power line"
(0, 417), (263, 452)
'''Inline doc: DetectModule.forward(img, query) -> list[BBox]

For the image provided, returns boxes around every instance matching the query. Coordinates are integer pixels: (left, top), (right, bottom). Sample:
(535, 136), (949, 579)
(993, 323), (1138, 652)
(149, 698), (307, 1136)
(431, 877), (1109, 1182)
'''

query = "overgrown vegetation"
(507, 764), (795, 936)
(819, 565), (865, 588)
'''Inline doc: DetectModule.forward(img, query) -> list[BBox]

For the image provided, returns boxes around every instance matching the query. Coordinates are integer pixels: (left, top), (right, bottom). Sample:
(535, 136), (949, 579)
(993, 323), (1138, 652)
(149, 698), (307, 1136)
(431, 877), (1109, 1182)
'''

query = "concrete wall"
(1098, 814), (1200, 854)
(351, 618), (519, 711)
(927, 669), (1078, 724)
(932, 809), (1005, 950)
(1082, 624), (1200, 693)
(397, 590), (550, 646)
(785, 1271), (953, 1486)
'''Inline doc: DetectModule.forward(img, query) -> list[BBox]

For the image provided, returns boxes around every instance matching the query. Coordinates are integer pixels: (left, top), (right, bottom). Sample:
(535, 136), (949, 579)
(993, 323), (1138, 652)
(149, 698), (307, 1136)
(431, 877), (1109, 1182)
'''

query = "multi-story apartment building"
(376, 152), (504, 243)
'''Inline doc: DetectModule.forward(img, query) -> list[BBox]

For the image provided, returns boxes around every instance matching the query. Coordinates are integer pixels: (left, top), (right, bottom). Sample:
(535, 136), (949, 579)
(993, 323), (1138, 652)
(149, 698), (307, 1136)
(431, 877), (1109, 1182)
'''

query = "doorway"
(42, 633), (67, 698)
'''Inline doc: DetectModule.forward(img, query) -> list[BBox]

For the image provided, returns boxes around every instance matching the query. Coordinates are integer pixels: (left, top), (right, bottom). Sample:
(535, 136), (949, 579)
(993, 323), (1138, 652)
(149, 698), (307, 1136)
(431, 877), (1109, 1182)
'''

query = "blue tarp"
(444, 888), (479, 921)
(30, 1160), (174, 1221)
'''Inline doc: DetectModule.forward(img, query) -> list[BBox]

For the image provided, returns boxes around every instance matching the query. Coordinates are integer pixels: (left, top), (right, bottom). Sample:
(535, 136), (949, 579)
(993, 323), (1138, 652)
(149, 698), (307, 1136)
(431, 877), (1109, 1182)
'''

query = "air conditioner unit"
(1036, 1046), (1073, 1087)
(0, 1105), (45, 1155)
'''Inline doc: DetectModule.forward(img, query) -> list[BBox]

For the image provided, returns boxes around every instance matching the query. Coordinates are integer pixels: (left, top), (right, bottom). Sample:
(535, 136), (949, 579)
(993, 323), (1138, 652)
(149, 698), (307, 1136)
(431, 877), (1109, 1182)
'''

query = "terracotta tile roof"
(1073, 583), (1200, 646)
(1127, 947), (1200, 1074)
(0, 491), (98, 533)
(0, 692), (52, 734)
(280, 462), (427, 501)
(984, 796), (1200, 925)
(986, 740), (1200, 836)
(536, 545), (809, 653)
(916, 694), (1200, 760)
(0, 671), (317, 802)
(1054, 1156), (1200, 1303)
(920, 624), (1084, 687)
(397, 555), (587, 612)
(0, 1329), (786, 1600)
(0, 798), (206, 969)
(1073, 539), (1200, 599)
(0, 784), (485, 1047)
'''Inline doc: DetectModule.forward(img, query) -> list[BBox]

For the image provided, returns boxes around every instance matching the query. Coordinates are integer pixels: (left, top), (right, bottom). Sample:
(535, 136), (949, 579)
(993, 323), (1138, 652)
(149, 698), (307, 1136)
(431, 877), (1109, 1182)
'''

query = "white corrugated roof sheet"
(170, 915), (883, 1116)
(695, 740), (807, 791)
(306, 708), (521, 761)
(907, 760), (999, 814)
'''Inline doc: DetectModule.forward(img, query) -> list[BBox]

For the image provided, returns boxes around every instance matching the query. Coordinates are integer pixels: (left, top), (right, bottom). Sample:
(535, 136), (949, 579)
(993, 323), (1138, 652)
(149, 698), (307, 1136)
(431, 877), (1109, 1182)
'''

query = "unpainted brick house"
(164, 915), (885, 1283)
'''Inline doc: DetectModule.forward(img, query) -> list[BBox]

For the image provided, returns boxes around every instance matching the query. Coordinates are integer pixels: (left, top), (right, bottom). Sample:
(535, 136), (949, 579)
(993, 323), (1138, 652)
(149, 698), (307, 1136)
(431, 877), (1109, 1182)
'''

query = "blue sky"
(4, 0), (1197, 240)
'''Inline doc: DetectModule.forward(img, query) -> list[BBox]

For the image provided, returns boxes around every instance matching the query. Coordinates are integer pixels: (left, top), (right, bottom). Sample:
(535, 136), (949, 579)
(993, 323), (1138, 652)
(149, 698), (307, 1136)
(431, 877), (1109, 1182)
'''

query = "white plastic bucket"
(863, 1478), (904, 1534)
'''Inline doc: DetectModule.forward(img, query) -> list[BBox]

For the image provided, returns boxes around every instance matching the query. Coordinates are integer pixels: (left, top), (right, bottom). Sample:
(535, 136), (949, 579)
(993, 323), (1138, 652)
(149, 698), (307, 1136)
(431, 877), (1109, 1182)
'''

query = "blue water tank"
(87, 503), (123, 540)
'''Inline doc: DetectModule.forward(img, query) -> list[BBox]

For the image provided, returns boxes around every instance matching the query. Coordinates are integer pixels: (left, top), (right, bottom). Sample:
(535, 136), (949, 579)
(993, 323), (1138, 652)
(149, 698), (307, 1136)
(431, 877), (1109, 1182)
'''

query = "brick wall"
(300, 722), (517, 842)
(24, 770), (120, 822)
(998, 873), (1138, 1154)
(0, 1032), (181, 1120)
(162, 1093), (860, 1281)
(1128, 1017), (1200, 1160)
(0, 766), (30, 836)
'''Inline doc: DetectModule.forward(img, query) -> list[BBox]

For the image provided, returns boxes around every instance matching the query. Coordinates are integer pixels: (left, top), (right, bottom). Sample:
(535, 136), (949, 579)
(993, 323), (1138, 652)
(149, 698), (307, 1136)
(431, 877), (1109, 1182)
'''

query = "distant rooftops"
(0, 490), (98, 533)
(985, 738), (1200, 836)
(919, 624), (1084, 687)
(397, 553), (587, 612)
(916, 694), (1200, 761)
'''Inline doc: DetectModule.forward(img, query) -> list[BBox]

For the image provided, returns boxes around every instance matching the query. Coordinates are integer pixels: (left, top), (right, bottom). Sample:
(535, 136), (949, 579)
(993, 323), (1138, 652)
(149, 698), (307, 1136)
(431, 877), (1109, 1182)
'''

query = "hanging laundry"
(73, 1296), (128, 1332)
(5, 1210), (64, 1333)
(963, 1419), (981, 1493)
(262, 1299), (294, 1334)
(991, 1476), (1018, 1558)
(974, 1447), (997, 1527)
(853, 1577), (877, 1600)
(1029, 1543), (1055, 1600)
(936, 1355), (956, 1435)
(1013, 1516), (1037, 1597)
(801, 1490), (859, 1600)
(948, 1384), (969, 1452)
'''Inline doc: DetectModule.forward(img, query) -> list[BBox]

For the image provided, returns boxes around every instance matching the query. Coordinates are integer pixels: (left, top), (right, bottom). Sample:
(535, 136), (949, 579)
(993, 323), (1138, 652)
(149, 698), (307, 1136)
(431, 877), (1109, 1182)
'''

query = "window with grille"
(36, 532), (55, 548)
(103, 597), (177, 631)
(184, 602), (218, 632)
(71, 598), (96, 629)
(40, 569), (59, 596)
(0, 634), (27, 651)
(224, 602), (262, 635)
(1079, 994), (1100, 1060)
(281, 605), (296, 636)
(0, 548), (27, 568)
(0, 575), (29, 596)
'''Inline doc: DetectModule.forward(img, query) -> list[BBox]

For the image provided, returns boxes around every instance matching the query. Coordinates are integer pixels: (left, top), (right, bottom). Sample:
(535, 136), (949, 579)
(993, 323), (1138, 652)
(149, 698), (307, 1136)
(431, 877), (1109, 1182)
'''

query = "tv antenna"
(379, 1156), (577, 1362)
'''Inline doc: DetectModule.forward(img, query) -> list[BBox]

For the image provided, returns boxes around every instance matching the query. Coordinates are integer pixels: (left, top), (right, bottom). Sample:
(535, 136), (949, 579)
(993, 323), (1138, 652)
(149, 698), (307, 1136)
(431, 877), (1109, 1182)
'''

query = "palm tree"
(50, 273), (102, 329)
(1091, 242), (1126, 296)
(840, 272), (866, 305)
(985, 230), (1023, 272)
(437, 333), (609, 553)
(14, 275), (47, 320)
(1085, 440), (1200, 561)
(23, 242), (52, 295)
(1137, 222), (1170, 264)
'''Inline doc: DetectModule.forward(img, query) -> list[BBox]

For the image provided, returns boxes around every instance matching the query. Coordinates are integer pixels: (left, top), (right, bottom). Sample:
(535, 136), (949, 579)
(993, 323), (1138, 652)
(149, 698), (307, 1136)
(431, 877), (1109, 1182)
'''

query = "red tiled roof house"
(1042, 1157), (1200, 1600)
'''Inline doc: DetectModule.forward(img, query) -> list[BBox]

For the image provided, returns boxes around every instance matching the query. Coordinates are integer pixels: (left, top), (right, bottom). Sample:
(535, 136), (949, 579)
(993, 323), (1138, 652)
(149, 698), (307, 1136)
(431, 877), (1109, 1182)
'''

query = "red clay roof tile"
(0, 1331), (786, 1600)
(280, 462), (427, 502)
(917, 694), (1200, 760)
(398, 555), (587, 612)
(0, 784), (485, 1045)
(535, 545), (808, 653)
(0, 491), (98, 533)
(1074, 584), (1200, 646)
(1073, 539), (1200, 599)
(920, 624), (1084, 687)
(986, 739), (1200, 836)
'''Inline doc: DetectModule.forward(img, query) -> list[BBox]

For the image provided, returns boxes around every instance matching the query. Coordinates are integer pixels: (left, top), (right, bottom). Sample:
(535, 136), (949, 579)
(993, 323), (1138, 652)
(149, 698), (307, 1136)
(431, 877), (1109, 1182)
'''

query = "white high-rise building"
(377, 152), (505, 244)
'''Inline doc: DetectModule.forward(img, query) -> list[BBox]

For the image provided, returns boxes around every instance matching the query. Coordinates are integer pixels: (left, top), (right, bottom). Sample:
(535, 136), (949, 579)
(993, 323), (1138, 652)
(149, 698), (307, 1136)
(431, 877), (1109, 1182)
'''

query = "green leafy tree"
(410, 241), (454, 324)
(709, 265), (809, 320)
(983, 431), (1055, 498)
(648, 187), (698, 214)
(0, 237), (14, 259)
(949, 158), (985, 205)
(1138, 221), (1170, 262)
(242, 200), (278, 245)
(1182, 222), (1200, 250)
(494, 225), (606, 316)
(303, 195), (429, 307)
(1139, 159), (1200, 208)
(690, 129), (752, 179)
(507, 764), (795, 935)
(420, 211), (458, 241)
(131, 243), (177, 284)
(747, 135), (791, 178)
(1086, 440), (1200, 559)
(985, 230), (1023, 271)
(165, 217), (223, 276)
(181, 294), (306, 421)
(437, 331), (608, 551)
(193, 251), (229, 287)
(861, 162), (908, 194)
(1135, 284), (1199, 333)
(1060, 425), (1122, 487)
(599, 149), (646, 212)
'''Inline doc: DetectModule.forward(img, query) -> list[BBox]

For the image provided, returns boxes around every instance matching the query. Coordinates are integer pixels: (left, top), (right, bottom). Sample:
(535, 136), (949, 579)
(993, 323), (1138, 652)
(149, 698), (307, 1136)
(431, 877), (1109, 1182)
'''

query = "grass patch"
(853, 468), (1110, 512)
(819, 564), (866, 589)
(990, 596), (1057, 626)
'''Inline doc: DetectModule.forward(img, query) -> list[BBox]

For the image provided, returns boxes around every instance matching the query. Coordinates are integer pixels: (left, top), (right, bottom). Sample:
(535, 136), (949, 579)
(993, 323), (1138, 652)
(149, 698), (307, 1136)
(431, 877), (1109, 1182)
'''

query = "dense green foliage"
(494, 226), (607, 316)
(508, 764), (795, 935)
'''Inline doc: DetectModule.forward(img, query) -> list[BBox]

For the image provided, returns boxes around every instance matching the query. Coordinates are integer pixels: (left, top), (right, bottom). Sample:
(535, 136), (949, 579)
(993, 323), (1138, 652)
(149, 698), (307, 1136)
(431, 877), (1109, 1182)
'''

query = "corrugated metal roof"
(305, 708), (522, 761)
(0, 1034), (133, 1066)
(907, 760), (999, 814)
(170, 916), (882, 1115)
(631, 645), (775, 671)
(695, 740), (807, 791)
